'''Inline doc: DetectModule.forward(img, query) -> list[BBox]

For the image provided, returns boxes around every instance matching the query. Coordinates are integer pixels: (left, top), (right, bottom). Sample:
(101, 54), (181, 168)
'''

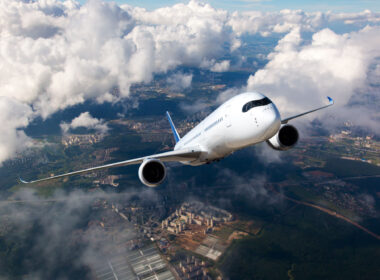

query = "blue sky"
(77, 0), (380, 12)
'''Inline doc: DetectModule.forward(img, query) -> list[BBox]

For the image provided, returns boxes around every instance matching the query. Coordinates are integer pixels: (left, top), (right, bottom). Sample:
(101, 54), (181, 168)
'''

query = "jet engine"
(138, 159), (166, 187)
(266, 124), (299, 151)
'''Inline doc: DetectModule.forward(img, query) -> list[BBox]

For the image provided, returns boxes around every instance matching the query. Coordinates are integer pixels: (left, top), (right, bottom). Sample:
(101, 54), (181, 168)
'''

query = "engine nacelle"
(138, 159), (166, 187)
(266, 124), (299, 151)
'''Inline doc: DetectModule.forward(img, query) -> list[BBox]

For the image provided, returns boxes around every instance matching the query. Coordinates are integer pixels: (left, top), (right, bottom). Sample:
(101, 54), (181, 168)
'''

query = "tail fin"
(166, 111), (180, 143)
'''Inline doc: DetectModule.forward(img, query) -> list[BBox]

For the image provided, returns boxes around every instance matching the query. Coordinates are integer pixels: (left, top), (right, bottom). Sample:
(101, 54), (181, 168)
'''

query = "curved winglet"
(19, 177), (29, 184)
(327, 96), (334, 105)
(281, 96), (334, 124)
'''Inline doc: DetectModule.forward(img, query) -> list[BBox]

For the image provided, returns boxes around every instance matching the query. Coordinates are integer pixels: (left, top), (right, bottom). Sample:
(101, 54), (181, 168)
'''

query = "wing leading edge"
(20, 147), (201, 184)
(281, 96), (334, 124)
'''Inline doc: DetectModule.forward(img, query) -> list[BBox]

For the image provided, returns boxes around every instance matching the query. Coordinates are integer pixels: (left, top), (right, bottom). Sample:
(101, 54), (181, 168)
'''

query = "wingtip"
(19, 177), (29, 184)
(327, 96), (334, 105)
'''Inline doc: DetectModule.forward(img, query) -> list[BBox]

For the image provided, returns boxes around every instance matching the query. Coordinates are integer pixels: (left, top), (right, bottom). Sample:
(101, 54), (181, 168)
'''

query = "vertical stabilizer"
(166, 111), (181, 143)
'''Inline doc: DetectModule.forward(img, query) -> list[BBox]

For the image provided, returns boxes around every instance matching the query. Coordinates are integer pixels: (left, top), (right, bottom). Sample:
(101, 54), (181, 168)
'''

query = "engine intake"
(266, 124), (299, 151)
(138, 159), (166, 187)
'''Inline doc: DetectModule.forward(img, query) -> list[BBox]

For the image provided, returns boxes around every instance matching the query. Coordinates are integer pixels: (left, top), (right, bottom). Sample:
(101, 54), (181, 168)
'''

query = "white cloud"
(124, 1), (238, 71)
(0, 97), (33, 165)
(247, 26), (380, 133)
(180, 98), (212, 114)
(227, 9), (327, 36)
(330, 10), (380, 25)
(254, 143), (283, 165)
(216, 87), (243, 104)
(227, 9), (380, 36)
(210, 60), (230, 72)
(0, 0), (239, 164)
(167, 72), (193, 90)
(60, 112), (109, 134)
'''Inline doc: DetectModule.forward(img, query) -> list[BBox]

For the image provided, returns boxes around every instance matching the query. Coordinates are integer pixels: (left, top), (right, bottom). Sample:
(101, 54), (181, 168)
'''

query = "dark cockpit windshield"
(242, 97), (272, 112)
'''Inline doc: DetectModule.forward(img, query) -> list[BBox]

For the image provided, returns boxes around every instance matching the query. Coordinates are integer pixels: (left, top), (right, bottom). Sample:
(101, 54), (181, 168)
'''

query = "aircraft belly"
(202, 134), (230, 160)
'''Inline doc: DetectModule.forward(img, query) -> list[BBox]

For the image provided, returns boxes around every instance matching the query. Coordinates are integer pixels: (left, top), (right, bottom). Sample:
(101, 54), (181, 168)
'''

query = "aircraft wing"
(19, 147), (202, 184)
(281, 96), (334, 124)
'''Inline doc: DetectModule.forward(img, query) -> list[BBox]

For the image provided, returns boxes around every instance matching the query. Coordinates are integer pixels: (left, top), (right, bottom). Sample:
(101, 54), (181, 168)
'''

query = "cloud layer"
(247, 26), (380, 131)
(0, 0), (380, 164)
(0, 187), (160, 279)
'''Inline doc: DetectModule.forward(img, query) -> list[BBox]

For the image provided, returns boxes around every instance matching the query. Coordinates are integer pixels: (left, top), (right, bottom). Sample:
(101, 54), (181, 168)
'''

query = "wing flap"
(20, 147), (201, 184)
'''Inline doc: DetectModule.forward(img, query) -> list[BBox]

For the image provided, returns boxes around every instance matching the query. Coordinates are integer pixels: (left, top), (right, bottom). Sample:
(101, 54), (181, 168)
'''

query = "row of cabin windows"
(183, 116), (223, 145)
(205, 117), (223, 131)
(242, 97), (272, 112)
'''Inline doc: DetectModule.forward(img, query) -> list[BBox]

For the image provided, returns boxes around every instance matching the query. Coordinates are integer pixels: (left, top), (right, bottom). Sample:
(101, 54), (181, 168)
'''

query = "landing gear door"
(225, 105), (232, 128)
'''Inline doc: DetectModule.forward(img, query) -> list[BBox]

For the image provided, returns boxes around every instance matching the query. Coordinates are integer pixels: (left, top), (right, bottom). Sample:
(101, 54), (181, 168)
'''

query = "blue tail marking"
(327, 96), (334, 105)
(166, 111), (180, 143)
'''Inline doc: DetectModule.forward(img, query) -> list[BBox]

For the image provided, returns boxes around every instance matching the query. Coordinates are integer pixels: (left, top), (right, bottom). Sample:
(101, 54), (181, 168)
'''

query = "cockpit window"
(242, 97), (272, 112)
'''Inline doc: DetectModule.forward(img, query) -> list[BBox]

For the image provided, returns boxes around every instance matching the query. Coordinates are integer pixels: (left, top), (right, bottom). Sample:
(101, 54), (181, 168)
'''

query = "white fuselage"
(174, 92), (281, 165)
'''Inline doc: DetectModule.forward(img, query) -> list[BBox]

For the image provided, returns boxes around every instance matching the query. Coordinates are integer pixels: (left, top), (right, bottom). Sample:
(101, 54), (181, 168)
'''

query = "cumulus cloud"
(124, 1), (239, 70)
(247, 26), (380, 133)
(0, 0), (239, 164)
(60, 112), (109, 134)
(210, 60), (230, 72)
(0, 97), (33, 165)
(167, 72), (193, 90)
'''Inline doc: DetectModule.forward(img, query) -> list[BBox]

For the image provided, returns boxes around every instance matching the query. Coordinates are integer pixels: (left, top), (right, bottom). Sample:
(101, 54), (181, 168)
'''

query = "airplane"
(20, 92), (334, 187)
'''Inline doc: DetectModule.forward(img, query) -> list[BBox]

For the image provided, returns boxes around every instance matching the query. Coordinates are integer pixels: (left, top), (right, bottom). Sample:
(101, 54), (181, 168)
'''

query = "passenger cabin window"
(242, 97), (272, 112)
